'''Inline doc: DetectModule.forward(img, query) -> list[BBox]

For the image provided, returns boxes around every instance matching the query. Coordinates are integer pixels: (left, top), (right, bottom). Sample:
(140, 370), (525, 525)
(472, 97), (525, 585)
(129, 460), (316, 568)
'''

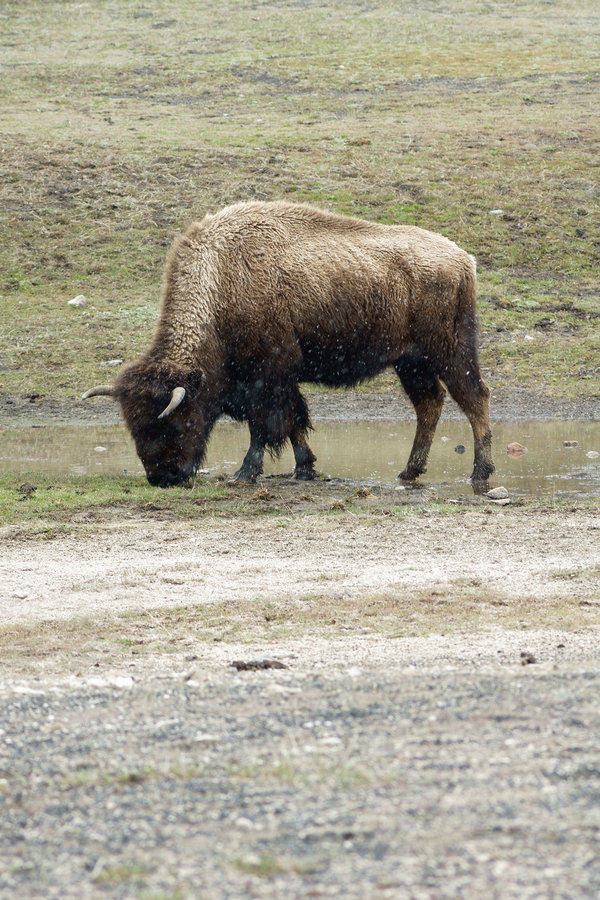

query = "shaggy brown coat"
(83, 201), (494, 487)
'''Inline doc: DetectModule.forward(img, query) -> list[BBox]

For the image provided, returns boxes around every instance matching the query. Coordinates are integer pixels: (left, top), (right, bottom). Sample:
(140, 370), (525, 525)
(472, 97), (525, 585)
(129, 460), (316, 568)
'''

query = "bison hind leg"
(395, 351), (446, 481)
(442, 364), (494, 484)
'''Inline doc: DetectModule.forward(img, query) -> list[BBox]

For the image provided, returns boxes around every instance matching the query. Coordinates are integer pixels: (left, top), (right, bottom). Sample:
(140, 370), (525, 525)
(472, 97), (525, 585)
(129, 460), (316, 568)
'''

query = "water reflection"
(1, 420), (599, 498)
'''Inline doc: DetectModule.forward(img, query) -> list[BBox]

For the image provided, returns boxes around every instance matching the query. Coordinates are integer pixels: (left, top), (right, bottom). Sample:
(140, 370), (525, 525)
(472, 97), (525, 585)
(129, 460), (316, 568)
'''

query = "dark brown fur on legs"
(289, 389), (316, 480)
(290, 427), (317, 480)
(444, 371), (494, 483)
(395, 350), (446, 481)
(441, 298), (495, 484)
(231, 385), (315, 483)
(230, 431), (264, 483)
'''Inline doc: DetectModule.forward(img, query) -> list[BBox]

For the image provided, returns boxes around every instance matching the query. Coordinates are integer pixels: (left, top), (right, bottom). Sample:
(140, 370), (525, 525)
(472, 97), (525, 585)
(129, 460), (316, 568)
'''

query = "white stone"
(486, 486), (509, 500)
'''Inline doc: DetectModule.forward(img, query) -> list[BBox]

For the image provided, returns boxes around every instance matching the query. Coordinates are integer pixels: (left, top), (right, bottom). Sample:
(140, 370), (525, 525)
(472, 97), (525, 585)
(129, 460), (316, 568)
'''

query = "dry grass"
(2, 584), (598, 681)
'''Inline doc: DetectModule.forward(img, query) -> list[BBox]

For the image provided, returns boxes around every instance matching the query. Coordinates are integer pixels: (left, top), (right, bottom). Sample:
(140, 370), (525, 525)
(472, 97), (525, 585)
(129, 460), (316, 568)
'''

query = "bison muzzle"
(82, 201), (495, 488)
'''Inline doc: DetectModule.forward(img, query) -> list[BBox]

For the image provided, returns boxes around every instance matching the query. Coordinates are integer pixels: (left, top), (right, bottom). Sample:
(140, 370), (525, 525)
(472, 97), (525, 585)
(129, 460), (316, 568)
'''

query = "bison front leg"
(290, 426), (317, 480)
(230, 423), (265, 484)
(395, 353), (446, 481)
(290, 389), (316, 480)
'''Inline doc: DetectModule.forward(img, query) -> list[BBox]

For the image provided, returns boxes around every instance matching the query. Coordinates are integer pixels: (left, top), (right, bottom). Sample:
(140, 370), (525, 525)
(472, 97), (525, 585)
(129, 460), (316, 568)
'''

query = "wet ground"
(2, 418), (599, 499)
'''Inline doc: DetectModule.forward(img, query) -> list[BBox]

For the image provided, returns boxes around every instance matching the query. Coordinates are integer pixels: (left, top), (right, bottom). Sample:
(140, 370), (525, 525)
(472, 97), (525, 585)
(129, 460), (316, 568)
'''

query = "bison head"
(83, 360), (209, 487)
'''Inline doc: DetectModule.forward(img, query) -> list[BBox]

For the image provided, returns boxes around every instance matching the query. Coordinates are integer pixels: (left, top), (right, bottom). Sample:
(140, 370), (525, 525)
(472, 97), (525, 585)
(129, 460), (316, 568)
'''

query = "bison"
(82, 200), (494, 487)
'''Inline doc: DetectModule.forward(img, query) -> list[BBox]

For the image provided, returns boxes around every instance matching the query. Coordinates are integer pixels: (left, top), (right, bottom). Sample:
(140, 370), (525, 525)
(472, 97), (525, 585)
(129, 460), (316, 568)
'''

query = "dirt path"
(1, 506), (600, 629)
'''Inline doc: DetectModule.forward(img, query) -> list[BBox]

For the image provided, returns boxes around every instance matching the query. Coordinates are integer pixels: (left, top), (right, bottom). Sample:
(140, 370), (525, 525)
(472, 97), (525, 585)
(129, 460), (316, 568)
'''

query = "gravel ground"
(1, 631), (600, 900)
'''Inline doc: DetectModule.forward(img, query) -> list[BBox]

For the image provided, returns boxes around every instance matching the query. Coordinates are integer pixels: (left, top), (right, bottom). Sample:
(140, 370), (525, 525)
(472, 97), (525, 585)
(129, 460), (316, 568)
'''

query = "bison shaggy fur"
(83, 201), (495, 487)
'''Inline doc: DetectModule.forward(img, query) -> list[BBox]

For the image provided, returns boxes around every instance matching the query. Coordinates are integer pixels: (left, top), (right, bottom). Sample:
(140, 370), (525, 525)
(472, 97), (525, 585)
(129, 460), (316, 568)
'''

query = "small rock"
(486, 486), (509, 500)
(488, 498), (511, 506)
(490, 209), (504, 215)
(507, 442), (528, 457)
(68, 294), (87, 308)
(230, 659), (289, 671)
(520, 651), (537, 665)
(100, 358), (123, 368)
(454, 444), (466, 454)
(586, 451), (599, 459)
(563, 440), (579, 448)
(94, 446), (107, 453)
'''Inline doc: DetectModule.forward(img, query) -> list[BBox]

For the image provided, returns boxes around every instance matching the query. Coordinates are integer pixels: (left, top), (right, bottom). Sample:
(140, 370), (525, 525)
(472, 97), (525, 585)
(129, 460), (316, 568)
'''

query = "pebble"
(67, 294), (87, 308)
(100, 358), (123, 367)
(563, 440), (579, 448)
(507, 442), (528, 457)
(486, 486), (509, 500)
(586, 451), (599, 459)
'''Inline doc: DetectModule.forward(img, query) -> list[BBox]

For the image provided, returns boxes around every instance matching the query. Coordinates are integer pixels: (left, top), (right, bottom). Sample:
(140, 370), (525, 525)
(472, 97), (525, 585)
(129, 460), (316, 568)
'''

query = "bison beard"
(82, 201), (495, 488)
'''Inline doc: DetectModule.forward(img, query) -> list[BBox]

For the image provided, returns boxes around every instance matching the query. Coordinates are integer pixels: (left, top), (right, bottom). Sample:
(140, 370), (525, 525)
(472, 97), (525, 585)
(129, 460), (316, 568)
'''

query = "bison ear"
(157, 386), (186, 420)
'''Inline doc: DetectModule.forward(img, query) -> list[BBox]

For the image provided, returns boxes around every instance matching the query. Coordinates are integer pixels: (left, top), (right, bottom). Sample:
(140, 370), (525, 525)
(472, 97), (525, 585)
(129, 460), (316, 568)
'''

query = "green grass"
(1, 0), (599, 404)
(0, 473), (229, 528)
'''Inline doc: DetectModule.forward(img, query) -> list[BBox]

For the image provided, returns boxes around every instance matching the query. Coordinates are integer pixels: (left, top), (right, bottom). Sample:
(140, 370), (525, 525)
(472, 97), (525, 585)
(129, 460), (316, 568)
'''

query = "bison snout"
(145, 463), (195, 488)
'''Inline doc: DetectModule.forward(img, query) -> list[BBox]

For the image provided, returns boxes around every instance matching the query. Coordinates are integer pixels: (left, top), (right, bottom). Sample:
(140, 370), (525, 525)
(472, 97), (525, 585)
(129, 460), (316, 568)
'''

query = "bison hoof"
(399, 467), (424, 482)
(471, 463), (495, 484)
(229, 468), (260, 485)
(294, 467), (316, 481)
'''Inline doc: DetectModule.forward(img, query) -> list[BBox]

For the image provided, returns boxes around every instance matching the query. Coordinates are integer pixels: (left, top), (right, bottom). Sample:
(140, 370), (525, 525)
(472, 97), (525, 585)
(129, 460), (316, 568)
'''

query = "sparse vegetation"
(1, 582), (598, 679)
(1, 0), (598, 405)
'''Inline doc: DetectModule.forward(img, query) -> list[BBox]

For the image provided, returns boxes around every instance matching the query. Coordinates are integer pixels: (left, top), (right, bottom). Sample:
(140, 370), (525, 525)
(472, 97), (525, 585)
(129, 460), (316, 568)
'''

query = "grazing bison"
(82, 201), (494, 487)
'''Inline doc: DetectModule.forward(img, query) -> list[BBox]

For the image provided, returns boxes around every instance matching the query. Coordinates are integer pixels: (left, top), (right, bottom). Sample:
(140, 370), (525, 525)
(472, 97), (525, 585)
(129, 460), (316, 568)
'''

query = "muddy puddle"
(1, 420), (599, 498)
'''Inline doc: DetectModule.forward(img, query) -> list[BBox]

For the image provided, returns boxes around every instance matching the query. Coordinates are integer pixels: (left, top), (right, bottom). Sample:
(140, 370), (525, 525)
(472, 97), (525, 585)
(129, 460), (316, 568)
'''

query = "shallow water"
(1, 419), (599, 498)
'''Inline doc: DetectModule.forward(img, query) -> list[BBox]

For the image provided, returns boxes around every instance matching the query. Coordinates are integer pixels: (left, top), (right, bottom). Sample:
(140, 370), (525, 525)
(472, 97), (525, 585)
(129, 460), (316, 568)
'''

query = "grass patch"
(0, 469), (596, 536)
(1, 0), (599, 406)
(0, 473), (229, 529)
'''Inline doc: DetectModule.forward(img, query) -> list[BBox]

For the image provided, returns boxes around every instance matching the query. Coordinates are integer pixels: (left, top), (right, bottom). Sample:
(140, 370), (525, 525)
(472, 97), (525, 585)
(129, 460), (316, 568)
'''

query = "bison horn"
(157, 386), (186, 419)
(81, 385), (116, 400)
